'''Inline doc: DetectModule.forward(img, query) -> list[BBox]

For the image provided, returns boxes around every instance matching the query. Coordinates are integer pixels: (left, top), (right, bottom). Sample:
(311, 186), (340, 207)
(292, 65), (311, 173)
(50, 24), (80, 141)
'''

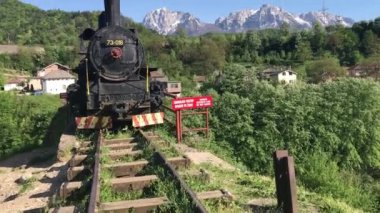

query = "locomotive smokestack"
(104, 0), (121, 26)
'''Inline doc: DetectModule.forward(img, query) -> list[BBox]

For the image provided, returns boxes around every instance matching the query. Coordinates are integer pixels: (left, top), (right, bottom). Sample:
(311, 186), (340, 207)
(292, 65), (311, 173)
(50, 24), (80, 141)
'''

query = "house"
(28, 77), (42, 91)
(165, 81), (182, 97)
(28, 63), (75, 94)
(37, 63), (71, 77)
(4, 78), (26, 91)
(150, 69), (168, 82)
(149, 69), (181, 96)
(348, 64), (380, 79)
(41, 69), (76, 94)
(260, 68), (297, 84)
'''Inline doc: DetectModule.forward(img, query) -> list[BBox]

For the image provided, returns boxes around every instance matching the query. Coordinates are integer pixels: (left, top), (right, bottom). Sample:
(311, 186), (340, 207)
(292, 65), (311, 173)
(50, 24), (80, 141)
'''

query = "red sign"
(172, 96), (213, 111)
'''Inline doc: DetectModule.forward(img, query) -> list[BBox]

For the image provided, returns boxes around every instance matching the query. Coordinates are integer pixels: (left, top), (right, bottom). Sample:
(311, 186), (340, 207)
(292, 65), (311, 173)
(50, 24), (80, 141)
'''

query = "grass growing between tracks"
(99, 132), (198, 212)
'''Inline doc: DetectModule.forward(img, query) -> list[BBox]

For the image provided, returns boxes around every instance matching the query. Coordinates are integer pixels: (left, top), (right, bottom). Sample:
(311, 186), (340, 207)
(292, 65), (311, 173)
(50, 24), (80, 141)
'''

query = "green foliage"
(204, 77), (380, 211)
(0, 93), (61, 159)
(305, 57), (346, 83)
(299, 153), (376, 210)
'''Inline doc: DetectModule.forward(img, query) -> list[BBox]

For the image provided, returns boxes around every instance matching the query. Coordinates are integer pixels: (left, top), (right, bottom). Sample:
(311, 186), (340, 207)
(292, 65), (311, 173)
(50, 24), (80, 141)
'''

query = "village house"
(260, 68), (297, 84)
(41, 69), (76, 94)
(28, 63), (76, 94)
(150, 68), (181, 96)
(3, 78), (26, 91)
(347, 64), (380, 79)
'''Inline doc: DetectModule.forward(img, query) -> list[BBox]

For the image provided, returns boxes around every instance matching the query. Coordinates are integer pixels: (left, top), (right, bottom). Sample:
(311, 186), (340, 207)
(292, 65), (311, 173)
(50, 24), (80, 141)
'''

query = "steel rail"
(88, 130), (102, 213)
(138, 129), (208, 213)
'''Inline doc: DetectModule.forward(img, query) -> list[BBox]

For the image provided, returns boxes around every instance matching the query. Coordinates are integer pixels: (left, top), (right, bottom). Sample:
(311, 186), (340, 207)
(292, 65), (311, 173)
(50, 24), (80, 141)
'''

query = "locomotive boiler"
(67, 0), (163, 122)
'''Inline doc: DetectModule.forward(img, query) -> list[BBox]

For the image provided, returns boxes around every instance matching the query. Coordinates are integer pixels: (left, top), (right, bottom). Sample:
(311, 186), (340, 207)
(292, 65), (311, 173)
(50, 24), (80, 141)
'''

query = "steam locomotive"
(67, 0), (164, 122)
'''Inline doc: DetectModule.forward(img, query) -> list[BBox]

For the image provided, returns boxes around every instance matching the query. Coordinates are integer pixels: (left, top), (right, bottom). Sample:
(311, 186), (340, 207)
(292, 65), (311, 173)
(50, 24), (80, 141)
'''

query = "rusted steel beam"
(104, 138), (134, 146)
(110, 175), (158, 192)
(67, 166), (87, 181)
(106, 150), (143, 160)
(104, 142), (138, 151)
(283, 156), (298, 213)
(59, 181), (83, 199)
(103, 160), (148, 177)
(273, 150), (288, 207)
(69, 155), (87, 167)
(100, 197), (168, 212)
(196, 190), (233, 200)
(273, 150), (298, 213)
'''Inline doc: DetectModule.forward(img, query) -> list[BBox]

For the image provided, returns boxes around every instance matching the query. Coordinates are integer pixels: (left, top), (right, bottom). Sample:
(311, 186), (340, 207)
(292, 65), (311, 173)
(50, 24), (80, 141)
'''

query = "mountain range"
(142, 4), (355, 35)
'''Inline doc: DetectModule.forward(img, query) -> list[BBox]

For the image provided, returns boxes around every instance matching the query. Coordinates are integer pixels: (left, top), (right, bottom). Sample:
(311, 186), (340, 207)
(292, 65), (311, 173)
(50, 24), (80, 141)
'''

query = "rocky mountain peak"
(143, 4), (355, 35)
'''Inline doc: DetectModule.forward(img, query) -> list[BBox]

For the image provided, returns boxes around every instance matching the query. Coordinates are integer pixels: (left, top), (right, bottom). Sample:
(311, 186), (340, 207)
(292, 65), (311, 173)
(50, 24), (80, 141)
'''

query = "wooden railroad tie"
(67, 166), (88, 181)
(48, 206), (78, 213)
(100, 197), (168, 212)
(77, 147), (91, 154)
(103, 138), (135, 146)
(110, 175), (158, 192)
(69, 155), (88, 167)
(167, 156), (190, 169)
(105, 150), (143, 161)
(80, 141), (92, 148)
(103, 160), (149, 177)
(104, 142), (138, 151)
(59, 181), (84, 199)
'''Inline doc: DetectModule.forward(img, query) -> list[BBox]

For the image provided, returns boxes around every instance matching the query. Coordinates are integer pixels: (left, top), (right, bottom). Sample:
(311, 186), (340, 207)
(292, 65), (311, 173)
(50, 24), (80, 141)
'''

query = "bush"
(205, 77), (380, 211)
(0, 93), (61, 159)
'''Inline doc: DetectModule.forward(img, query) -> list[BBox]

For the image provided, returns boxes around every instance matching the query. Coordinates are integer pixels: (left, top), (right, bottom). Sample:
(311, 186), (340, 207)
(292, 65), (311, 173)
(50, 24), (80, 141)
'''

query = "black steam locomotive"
(67, 0), (163, 121)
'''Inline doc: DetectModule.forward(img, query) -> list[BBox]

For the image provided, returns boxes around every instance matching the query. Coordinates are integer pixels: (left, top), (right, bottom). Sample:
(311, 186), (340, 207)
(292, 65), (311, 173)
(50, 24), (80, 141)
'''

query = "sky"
(21, 0), (380, 23)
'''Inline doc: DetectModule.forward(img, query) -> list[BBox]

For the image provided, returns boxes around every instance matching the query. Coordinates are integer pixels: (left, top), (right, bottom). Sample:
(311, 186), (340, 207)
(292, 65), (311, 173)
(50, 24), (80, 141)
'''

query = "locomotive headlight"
(111, 47), (123, 59)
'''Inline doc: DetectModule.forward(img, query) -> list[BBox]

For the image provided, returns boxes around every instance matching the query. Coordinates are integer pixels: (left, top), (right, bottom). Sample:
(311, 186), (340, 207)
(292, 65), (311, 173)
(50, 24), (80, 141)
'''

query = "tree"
(294, 34), (313, 62)
(305, 57), (345, 83)
(362, 30), (380, 56)
(310, 23), (326, 56)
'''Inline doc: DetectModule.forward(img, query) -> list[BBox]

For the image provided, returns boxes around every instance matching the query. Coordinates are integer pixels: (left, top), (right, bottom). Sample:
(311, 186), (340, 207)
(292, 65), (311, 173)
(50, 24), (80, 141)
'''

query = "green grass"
(104, 128), (134, 139)
(19, 177), (37, 194)
(155, 125), (368, 213)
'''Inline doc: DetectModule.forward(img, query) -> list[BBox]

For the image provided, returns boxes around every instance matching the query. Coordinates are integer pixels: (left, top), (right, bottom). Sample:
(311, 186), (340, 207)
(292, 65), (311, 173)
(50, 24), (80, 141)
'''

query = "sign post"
(171, 96), (213, 143)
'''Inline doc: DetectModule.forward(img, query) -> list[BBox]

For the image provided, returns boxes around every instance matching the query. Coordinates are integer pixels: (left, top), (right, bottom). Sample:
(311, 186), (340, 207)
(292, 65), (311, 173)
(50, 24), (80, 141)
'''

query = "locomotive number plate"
(106, 39), (124, 46)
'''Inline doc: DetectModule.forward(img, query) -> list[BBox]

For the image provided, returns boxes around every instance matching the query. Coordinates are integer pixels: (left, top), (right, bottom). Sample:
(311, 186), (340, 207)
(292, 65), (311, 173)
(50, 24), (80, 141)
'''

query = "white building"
(3, 78), (25, 91)
(260, 68), (297, 84)
(41, 70), (76, 94)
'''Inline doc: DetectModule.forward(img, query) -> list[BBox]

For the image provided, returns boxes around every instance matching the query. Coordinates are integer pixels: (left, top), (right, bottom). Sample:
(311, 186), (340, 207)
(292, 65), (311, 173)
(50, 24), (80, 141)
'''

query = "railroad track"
(51, 129), (233, 213)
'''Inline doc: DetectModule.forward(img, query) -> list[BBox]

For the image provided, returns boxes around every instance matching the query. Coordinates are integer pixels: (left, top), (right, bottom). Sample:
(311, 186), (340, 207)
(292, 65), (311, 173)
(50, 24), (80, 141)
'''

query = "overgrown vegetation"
(0, 93), (61, 159)
(198, 71), (380, 212)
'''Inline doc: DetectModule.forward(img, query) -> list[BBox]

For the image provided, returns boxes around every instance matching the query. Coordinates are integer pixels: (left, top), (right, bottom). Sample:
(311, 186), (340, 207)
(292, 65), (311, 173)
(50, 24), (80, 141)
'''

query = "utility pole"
(321, 0), (329, 24)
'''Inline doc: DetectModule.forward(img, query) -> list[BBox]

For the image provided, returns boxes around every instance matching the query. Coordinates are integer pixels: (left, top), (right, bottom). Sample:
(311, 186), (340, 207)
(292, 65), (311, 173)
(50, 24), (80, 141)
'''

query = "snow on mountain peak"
(143, 4), (355, 35)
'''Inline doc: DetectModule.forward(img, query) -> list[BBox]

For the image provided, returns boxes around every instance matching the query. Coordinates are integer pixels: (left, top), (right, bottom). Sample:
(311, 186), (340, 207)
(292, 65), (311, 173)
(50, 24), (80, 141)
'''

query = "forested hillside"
(1, 0), (380, 80)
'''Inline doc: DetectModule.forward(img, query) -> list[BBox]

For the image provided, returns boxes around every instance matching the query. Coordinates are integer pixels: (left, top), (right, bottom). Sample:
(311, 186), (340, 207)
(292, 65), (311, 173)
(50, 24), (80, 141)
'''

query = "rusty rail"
(88, 131), (102, 213)
(139, 130), (208, 213)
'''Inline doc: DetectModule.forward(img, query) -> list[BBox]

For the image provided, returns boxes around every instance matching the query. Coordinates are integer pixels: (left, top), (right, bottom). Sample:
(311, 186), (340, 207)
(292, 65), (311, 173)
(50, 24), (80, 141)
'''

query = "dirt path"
(0, 148), (68, 212)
